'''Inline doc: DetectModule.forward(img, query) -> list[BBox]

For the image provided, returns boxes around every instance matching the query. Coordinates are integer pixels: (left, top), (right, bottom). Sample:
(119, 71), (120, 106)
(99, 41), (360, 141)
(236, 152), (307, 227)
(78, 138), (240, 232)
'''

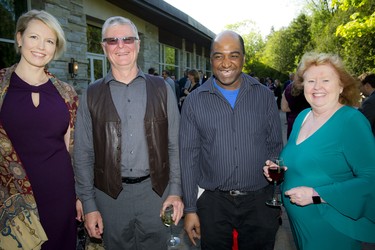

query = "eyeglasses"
(102, 36), (139, 45)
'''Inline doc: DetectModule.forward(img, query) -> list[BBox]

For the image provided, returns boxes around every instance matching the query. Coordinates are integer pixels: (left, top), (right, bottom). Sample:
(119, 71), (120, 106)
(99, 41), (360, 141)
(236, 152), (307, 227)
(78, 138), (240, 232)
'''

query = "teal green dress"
(281, 106), (375, 250)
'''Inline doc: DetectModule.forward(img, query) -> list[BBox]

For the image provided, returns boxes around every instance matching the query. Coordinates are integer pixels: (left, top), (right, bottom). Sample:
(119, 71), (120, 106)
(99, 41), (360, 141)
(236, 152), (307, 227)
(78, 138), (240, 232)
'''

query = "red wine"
(269, 167), (285, 182)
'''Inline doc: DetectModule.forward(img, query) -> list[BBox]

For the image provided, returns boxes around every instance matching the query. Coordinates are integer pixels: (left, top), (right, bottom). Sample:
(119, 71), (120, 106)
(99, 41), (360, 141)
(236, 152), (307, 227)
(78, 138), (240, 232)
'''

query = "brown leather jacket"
(87, 74), (169, 198)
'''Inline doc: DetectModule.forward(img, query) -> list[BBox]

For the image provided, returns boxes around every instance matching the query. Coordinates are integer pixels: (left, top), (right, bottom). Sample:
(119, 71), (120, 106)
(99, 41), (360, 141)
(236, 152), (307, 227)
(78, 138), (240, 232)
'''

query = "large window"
(86, 24), (107, 82)
(0, 0), (28, 68)
(185, 52), (191, 70)
(196, 55), (201, 70)
(160, 44), (179, 78)
(205, 57), (212, 77)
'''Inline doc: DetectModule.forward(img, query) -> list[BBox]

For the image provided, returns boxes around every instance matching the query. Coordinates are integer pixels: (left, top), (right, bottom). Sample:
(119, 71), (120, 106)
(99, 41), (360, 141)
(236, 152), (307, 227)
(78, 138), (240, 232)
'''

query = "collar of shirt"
(102, 67), (147, 85)
(196, 73), (260, 95)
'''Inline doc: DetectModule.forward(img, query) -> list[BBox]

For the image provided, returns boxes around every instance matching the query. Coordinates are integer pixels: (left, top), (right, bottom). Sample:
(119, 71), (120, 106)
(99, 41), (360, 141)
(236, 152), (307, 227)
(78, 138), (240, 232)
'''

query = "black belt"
(214, 185), (270, 197)
(217, 190), (249, 197)
(122, 174), (150, 184)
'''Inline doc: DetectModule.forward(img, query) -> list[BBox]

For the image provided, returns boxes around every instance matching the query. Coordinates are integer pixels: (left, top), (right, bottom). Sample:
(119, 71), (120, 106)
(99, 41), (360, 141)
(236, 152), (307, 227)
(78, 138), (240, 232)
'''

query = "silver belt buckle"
(229, 190), (241, 196)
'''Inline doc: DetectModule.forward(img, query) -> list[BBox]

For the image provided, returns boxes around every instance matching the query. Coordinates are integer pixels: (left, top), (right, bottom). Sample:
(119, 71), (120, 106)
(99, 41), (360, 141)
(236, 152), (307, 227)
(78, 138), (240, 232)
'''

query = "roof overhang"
(106, 0), (216, 49)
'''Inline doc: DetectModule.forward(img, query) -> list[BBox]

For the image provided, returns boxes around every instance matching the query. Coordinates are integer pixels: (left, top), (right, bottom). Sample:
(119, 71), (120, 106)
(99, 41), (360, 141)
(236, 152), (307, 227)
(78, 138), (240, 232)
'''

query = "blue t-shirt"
(214, 79), (240, 108)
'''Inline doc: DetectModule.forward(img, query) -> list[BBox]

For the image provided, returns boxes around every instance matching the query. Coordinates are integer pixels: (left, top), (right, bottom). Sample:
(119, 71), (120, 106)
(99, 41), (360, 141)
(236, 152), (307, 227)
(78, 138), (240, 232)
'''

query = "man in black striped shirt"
(180, 30), (283, 250)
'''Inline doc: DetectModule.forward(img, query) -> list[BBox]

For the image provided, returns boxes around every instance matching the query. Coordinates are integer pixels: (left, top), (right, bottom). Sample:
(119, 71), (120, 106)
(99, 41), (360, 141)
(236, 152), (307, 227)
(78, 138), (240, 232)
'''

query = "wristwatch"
(312, 195), (321, 204)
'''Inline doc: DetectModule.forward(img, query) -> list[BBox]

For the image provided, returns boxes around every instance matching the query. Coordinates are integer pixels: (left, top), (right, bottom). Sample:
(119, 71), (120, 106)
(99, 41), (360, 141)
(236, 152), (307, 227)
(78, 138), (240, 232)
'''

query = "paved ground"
(169, 206), (297, 250)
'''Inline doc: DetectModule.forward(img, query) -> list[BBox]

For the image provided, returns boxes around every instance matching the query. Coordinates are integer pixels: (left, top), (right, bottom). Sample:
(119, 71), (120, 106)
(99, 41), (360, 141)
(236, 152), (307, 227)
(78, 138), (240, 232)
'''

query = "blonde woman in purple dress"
(0, 10), (82, 249)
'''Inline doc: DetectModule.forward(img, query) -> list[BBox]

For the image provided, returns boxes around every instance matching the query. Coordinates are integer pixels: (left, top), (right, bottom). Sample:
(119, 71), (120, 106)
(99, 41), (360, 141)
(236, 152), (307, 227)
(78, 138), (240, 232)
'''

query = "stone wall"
(34, 0), (89, 93)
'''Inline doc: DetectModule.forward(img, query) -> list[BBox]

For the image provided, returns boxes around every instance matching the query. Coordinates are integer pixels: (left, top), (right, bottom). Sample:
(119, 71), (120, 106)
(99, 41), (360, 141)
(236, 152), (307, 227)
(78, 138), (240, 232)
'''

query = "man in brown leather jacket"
(74, 16), (183, 250)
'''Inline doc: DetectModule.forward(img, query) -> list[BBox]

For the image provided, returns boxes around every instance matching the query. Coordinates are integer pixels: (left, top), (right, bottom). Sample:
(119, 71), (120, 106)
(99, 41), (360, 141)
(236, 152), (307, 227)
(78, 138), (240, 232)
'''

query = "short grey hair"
(101, 16), (139, 40)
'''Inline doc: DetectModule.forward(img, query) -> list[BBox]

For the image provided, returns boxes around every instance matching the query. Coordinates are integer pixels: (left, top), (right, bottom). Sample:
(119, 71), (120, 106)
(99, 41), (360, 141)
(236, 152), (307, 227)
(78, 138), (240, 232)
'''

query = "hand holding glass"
(266, 158), (285, 206)
(161, 205), (181, 247)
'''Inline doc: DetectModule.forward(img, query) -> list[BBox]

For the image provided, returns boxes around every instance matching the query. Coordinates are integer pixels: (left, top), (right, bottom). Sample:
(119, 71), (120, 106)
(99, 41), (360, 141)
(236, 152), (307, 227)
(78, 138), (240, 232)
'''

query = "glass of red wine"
(266, 158), (285, 206)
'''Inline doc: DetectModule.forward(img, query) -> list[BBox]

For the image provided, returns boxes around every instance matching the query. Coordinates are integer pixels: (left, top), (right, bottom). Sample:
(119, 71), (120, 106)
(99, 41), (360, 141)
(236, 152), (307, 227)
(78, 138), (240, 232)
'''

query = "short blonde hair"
(295, 52), (361, 107)
(15, 9), (66, 59)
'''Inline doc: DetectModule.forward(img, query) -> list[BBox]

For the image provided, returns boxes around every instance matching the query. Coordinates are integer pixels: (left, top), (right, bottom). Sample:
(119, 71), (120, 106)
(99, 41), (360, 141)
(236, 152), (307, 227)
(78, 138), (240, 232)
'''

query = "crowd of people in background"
(147, 67), (208, 111)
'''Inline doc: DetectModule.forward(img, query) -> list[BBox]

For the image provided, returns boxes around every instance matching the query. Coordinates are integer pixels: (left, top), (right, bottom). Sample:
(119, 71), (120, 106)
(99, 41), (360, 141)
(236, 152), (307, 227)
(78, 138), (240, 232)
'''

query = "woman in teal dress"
(264, 52), (375, 250)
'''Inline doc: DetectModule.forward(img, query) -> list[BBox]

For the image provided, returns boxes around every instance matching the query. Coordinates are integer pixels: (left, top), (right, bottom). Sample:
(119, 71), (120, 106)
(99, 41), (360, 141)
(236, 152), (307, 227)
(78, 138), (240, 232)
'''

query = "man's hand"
(161, 195), (184, 225)
(184, 213), (201, 246)
(84, 211), (104, 239)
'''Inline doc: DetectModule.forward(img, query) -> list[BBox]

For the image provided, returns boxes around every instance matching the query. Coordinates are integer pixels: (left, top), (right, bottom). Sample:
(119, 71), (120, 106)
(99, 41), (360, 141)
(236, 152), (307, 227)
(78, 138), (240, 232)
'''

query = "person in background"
(198, 69), (208, 85)
(148, 67), (156, 75)
(265, 77), (276, 93)
(358, 72), (375, 135)
(179, 69), (200, 109)
(178, 69), (189, 97)
(281, 79), (310, 139)
(0, 10), (81, 249)
(283, 73), (294, 92)
(283, 73), (295, 124)
(180, 30), (283, 250)
(274, 79), (282, 109)
(162, 69), (177, 95)
(265, 52), (375, 250)
(73, 16), (183, 250)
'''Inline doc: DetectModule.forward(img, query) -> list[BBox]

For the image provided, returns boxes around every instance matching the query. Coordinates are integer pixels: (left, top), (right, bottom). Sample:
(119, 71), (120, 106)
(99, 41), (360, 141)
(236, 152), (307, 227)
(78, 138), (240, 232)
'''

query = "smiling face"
(17, 19), (57, 68)
(101, 23), (140, 69)
(210, 31), (245, 90)
(303, 64), (343, 112)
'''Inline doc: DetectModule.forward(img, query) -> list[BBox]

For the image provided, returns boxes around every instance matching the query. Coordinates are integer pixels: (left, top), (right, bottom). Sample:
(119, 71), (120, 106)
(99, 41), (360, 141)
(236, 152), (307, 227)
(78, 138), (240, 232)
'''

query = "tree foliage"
(333, 0), (375, 72)
(260, 14), (311, 77)
(225, 20), (265, 73)
(231, 0), (375, 77)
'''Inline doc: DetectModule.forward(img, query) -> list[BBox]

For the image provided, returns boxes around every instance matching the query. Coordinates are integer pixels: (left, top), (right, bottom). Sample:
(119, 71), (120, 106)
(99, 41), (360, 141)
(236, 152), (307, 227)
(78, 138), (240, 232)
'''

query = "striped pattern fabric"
(180, 73), (283, 212)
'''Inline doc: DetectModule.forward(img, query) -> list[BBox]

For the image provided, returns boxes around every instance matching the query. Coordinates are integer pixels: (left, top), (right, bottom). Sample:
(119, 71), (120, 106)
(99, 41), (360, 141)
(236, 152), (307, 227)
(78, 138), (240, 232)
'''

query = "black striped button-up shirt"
(180, 73), (283, 213)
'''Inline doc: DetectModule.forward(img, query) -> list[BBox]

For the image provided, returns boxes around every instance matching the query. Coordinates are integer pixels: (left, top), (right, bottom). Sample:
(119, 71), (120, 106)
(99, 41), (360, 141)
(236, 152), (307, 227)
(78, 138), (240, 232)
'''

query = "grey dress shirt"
(180, 73), (283, 213)
(74, 69), (181, 214)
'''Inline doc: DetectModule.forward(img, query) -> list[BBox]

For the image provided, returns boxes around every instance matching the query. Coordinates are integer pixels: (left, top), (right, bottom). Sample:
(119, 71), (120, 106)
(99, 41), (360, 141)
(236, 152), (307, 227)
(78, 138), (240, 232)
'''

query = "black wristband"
(312, 196), (321, 204)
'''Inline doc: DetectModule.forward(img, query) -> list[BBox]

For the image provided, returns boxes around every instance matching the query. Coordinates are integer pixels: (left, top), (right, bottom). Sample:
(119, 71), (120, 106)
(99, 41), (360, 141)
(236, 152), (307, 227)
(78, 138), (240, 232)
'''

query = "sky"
(164, 0), (305, 37)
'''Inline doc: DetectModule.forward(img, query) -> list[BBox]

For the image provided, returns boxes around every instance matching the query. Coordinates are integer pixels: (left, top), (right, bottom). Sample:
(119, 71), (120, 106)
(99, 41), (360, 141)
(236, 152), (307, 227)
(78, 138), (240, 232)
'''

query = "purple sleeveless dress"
(0, 73), (77, 249)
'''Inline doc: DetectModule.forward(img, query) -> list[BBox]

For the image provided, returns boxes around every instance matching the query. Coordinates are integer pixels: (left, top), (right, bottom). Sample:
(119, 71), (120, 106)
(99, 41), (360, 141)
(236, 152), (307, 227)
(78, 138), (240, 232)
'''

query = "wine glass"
(161, 205), (181, 247)
(266, 158), (285, 206)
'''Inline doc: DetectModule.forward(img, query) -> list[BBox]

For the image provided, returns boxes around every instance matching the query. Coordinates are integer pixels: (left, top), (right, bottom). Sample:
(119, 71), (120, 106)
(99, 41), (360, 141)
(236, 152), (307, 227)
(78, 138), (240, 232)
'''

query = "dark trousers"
(197, 185), (280, 250)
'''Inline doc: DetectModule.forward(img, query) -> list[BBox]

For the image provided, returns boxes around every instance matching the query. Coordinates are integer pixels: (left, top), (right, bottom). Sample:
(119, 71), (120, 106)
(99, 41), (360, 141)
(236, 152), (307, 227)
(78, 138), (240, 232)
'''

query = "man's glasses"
(102, 36), (139, 46)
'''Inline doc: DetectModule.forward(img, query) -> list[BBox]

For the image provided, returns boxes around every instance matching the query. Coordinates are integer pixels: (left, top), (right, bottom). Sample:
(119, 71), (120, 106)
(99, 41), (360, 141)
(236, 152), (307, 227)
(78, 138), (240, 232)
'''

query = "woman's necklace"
(15, 67), (49, 86)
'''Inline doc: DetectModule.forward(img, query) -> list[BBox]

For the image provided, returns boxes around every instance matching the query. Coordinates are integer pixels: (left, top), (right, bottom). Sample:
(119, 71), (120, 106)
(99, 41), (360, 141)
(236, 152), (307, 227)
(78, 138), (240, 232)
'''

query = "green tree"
(333, 0), (375, 73)
(308, 0), (342, 53)
(261, 14), (311, 74)
(225, 20), (265, 74)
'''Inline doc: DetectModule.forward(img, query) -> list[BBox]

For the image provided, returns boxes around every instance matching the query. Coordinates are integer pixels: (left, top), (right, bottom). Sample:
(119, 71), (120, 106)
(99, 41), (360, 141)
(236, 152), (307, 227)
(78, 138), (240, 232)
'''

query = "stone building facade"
(0, 0), (215, 93)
